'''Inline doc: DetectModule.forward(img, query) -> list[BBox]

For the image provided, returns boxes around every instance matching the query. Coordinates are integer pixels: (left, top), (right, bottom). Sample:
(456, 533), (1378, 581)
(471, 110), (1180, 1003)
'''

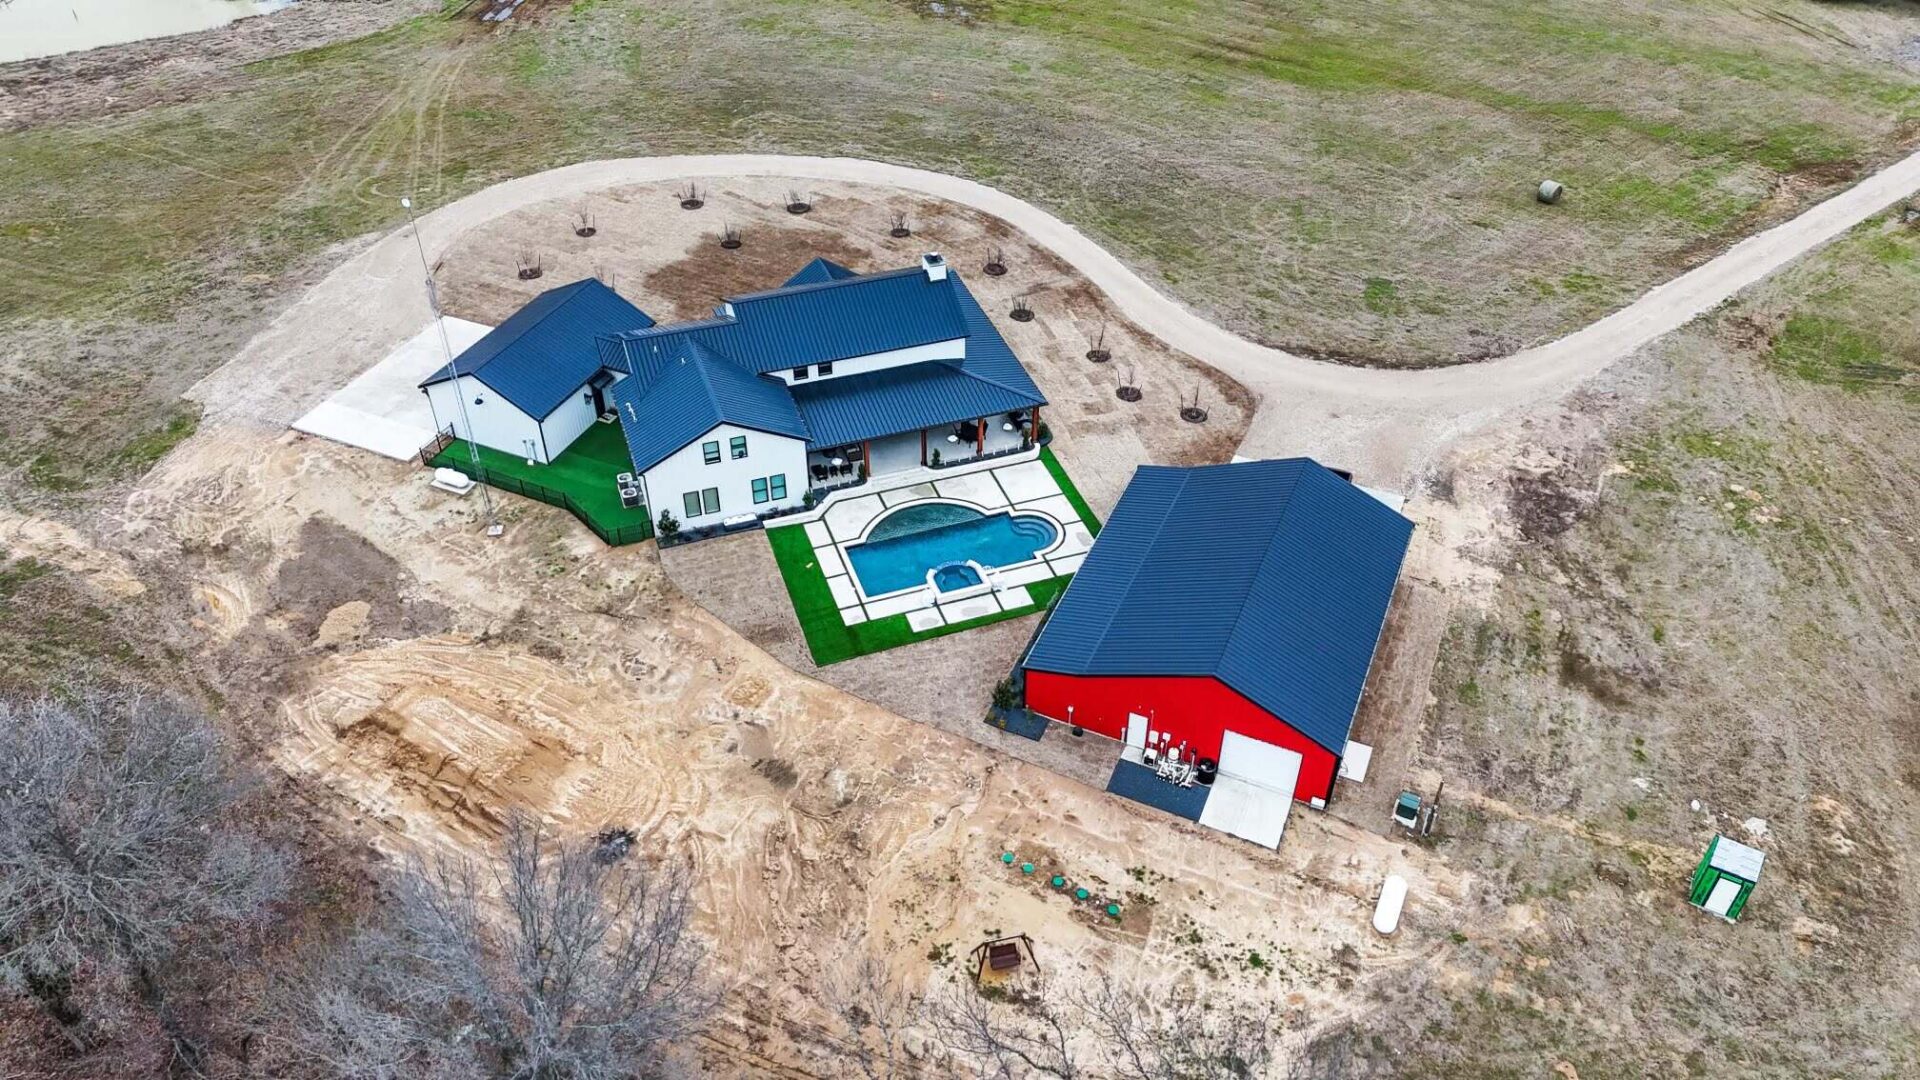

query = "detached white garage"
(1197, 730), (1303, 850)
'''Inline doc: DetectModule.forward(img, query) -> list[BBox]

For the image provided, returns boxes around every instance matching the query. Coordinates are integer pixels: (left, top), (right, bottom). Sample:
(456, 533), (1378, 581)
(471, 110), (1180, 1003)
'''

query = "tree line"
(0, 691), (1299, 1079)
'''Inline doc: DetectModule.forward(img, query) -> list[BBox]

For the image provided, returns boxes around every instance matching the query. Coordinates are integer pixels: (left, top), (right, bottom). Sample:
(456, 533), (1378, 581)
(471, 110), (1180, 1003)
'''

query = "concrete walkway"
(198, 151), (1920, 486)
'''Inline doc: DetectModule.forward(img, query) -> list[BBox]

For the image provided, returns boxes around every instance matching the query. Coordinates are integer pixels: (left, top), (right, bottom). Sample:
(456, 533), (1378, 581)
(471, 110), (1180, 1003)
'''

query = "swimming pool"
(847, 503), (1058, 596)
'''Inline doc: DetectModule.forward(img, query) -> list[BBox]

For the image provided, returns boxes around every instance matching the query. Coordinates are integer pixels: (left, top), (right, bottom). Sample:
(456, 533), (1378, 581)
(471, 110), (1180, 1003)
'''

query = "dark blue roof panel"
(790, 360), (1040, 449)
(782, 257), (859, 287)
(420, 279), (653, 419)
(604, 266), (966, 376)
(1024, 460), (1413, 756)
(612, 342), (809, 473)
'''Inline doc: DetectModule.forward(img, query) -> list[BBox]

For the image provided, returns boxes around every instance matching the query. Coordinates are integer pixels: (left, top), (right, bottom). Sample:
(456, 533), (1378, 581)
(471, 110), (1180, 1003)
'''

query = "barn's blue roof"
(1023, 460), (1413, 756)
(611, 341), (809, 473)
(603, 265), (966, 376)
(420, 279), (653, 419)
(782, 257), (859, 287)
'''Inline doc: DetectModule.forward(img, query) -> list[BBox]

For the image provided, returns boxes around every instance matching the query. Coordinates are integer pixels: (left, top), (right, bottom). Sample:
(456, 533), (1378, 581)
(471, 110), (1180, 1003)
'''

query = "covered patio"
(805, 408), (1040, 488)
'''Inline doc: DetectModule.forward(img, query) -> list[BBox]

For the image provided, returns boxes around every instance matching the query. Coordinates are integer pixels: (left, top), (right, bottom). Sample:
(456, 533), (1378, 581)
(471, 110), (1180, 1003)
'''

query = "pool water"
(848, 503), (1058, 595)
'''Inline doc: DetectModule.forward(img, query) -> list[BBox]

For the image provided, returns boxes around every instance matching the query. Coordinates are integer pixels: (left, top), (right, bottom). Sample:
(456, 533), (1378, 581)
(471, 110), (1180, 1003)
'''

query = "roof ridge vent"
(920, 252), (948, 282)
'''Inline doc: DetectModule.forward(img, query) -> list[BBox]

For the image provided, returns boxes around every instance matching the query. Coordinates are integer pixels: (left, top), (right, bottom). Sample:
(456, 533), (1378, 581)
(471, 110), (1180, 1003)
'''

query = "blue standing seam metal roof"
(782, 257), (859, 287)
(611, 341), (809, 474)
(419, 278), (654, 420)
(1023, 460), (1414, 757)
(790, 357), (1039, 449)
(602, 265), (967, 377)
(597, 261), (1045, 468)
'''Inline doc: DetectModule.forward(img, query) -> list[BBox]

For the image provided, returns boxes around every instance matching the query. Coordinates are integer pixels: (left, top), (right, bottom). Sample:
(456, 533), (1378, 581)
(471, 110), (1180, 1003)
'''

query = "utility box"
(1688, 835), (1764, 922)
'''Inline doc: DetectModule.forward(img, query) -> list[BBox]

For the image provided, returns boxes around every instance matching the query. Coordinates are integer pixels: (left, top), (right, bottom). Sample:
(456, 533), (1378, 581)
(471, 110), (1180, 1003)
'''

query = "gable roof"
(782, 257), (859, 287)
(603, 265), (966, 376)
(421, 279), (653, 419)
(1023, 460), (1413, 756)
(611, 340), (810, 473)
(791, 358), (1038, 449)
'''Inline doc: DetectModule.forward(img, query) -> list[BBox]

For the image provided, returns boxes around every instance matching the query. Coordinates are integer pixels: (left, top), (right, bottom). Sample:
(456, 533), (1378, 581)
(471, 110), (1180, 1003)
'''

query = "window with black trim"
(791, 366), (809, 381)
(770, 474), (787, 500)
(702, 440), (721, 465)
(682, 491), (701, 518)
(701, 488), (720, 515)
(817, 361), (834, 376)
(752, 477), (769, 504)
(730, 435), (748, 460)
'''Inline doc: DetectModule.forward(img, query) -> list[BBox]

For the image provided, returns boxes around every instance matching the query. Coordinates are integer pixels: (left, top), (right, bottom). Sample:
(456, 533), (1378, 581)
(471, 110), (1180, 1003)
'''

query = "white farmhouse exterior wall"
(764, 338), (966, 385)
(425, 376), (546, 461)
(640, 422), (808, 526)
(539, 382), (604, 462)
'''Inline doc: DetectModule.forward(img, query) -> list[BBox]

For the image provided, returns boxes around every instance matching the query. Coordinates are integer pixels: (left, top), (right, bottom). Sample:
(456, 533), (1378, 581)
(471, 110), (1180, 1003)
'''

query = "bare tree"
(827, 954), (932, 1080)
(1076, 980), (1281, 1080)
(0, 691), (288, 1060)
(261, 814), (710, 1079)
(255, 919), (470, 1080)
(930, 978), (1082, 1080)
(927, 974), (1286, 1080)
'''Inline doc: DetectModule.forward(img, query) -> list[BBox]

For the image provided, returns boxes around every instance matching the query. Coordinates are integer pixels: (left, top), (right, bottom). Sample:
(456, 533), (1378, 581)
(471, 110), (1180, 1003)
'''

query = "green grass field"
(6, 0), (1919, 492)
(7, 0), (1918, 341)
(430, 421), (652, 539)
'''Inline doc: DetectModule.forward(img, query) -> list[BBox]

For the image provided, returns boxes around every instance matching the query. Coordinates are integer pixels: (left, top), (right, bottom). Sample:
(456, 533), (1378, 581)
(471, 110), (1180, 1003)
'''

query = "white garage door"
(1197, 731), (1303, 850)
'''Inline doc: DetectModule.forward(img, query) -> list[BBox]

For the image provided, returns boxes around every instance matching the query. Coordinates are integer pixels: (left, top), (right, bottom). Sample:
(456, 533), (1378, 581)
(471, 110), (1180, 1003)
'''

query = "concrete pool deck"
(801, 457), (1095, 628)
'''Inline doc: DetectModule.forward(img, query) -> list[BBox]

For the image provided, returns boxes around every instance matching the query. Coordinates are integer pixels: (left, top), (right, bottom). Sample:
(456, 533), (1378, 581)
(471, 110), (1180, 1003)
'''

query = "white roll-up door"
(1197, 731), (1303, 849)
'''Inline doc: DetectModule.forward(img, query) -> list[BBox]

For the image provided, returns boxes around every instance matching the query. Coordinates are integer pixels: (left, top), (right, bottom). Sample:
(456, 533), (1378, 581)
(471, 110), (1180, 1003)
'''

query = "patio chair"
(811, 464), (829, 482)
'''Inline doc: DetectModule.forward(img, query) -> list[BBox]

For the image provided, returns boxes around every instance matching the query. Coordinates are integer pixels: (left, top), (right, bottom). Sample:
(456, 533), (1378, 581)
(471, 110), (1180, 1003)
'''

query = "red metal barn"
(1022, 459), (1411, 843)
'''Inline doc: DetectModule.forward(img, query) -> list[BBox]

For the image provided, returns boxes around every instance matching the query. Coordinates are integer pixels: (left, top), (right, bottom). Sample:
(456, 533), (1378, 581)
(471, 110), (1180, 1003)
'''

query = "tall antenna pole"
(402, 196), (499, 534)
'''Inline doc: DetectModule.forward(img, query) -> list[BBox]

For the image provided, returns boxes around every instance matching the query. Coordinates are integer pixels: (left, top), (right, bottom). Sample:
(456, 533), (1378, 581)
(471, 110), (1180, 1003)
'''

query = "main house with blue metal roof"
(423, 252), (1047, 530)
(1021, 459), (1411, 847)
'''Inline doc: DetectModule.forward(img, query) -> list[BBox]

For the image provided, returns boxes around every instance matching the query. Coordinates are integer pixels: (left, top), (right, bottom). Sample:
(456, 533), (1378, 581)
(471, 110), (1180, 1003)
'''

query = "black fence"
(429, 445), (653, 547)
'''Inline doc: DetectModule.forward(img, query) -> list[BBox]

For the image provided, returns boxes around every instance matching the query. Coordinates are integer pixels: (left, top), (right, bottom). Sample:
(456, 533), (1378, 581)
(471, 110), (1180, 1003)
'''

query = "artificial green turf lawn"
(767, 449), (1106, 665)
(431, 421), (651, 534)
(766, 523), (1075, 666)
(1040, 446), (1102, 537)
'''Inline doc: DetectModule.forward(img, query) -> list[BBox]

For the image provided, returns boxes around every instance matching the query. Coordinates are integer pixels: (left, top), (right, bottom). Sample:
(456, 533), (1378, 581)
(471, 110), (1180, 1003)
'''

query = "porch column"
(862, 439), (871, 478)
(976, 417), (985, 456)
(1031, 405), (1042, 447)
(920, 428), (928, 467)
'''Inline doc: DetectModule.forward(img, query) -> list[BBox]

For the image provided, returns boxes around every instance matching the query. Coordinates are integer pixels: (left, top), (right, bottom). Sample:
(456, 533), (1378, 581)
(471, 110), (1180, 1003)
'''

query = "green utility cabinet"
(1688, 835), (1764, 922)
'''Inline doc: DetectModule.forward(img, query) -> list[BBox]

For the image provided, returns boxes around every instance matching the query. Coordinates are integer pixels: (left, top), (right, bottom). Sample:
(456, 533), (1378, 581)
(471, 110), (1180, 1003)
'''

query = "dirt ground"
(7, 162), (1920, 1075)
(0, 176), (1461, 1074)
(419, 175), (1257, 771)
(431, 176), (1257, 512)
(48, 421), (1467, 1075)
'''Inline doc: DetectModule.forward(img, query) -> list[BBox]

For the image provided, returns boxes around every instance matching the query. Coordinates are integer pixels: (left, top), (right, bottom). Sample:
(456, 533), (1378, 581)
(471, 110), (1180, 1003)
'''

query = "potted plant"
(931, 448), (943, 467)
(656, 509), (680, 542)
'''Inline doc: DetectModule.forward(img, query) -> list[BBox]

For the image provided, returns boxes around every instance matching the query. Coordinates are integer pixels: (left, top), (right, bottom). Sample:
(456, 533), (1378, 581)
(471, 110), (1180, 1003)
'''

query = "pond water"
(847, 503), (1057, 596)
(1, 0), (295, 64)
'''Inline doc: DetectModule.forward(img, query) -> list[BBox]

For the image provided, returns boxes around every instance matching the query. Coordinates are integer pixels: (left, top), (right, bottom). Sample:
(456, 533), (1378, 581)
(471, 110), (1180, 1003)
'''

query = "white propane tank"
(1373, 874), (1408, 935)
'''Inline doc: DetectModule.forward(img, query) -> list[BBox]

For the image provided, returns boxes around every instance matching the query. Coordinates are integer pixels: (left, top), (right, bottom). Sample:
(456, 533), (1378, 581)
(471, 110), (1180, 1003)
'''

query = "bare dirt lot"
(6, 156), (1920, 1074)
(64, 420), (1466, 1075)
(431, 176), (1256, 506)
